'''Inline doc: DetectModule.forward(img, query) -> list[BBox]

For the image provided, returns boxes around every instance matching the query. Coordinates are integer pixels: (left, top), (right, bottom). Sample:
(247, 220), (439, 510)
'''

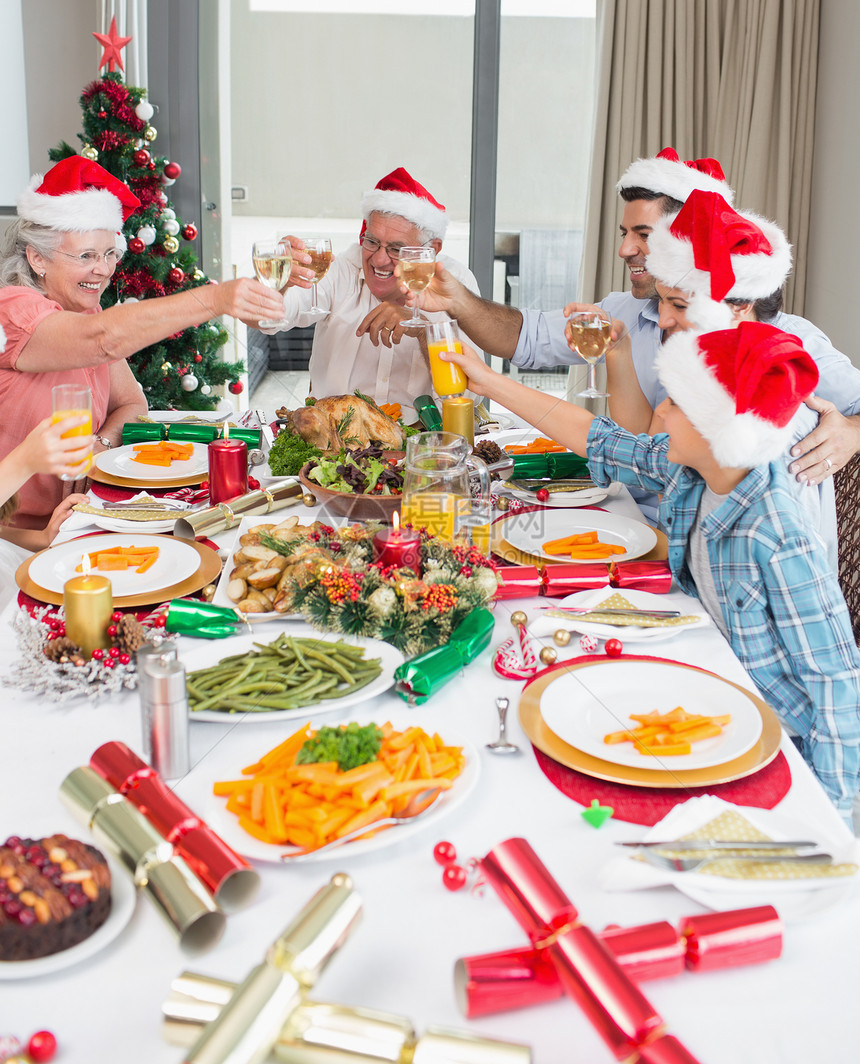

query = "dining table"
(2, 413), (859, 1064)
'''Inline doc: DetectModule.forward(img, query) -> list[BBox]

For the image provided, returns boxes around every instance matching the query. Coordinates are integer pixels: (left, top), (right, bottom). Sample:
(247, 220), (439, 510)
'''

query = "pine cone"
(44, 637), (85, 665)
(115, 615), (147, 654)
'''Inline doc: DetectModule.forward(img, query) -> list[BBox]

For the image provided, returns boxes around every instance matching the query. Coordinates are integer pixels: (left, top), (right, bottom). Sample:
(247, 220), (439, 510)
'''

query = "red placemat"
(533, 746), (791, 826)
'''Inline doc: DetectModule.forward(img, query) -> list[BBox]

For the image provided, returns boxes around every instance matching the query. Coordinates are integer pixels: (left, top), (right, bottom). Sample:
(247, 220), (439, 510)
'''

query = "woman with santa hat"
(0, 155), (284, 537)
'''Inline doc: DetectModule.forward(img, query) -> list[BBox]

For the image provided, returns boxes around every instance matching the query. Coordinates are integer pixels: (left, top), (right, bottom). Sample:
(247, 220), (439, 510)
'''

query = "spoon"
(487, 696), (520, 755)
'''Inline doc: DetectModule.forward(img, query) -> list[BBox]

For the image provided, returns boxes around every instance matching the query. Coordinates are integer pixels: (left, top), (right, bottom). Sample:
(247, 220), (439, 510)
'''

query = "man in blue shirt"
(439, 322), (860, 823)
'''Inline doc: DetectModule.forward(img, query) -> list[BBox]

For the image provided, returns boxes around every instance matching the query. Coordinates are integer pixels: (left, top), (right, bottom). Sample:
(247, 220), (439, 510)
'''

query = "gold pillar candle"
(442, 397), (475, 447)
(63, 571), (113, 657)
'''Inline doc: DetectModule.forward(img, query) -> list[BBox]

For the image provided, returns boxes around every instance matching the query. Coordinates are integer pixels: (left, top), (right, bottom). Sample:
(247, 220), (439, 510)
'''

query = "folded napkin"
(69, 491), (194, 525)
(601, 796), (859, 895)
(531, 591), (702, 634)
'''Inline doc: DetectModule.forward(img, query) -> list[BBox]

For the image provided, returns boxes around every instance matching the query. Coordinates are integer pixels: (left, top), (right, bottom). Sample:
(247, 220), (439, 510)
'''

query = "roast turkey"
(276, 395), (405, 451)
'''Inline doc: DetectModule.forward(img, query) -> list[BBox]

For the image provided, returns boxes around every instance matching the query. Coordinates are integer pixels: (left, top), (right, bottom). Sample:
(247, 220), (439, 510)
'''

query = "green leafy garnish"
(268, 429), (323, 476)
(296, 722), (383, 772)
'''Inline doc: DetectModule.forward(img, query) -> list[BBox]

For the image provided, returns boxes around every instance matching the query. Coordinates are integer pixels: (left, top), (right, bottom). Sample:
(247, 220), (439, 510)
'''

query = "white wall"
(805, 0), (860, 363)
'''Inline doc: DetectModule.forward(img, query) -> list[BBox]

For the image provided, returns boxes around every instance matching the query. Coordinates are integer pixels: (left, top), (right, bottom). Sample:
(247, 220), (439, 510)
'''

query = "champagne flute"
(302, 237), (333, 317)
(399, 246), (436, 328)
(566, 309), (612, 398)
(252, 236), (293, 328)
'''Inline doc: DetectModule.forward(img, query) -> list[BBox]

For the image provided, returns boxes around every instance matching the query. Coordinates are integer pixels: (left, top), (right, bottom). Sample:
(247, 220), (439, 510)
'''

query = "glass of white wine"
(302, 237), (333, 318)
(566, 309), (612, 399)
(398, 246), (436, 328)
(252, 236), (292, 328)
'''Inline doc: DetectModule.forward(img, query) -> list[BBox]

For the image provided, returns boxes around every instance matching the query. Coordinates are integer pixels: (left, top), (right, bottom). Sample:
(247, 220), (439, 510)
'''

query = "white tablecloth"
(2, 465), (859, 1064)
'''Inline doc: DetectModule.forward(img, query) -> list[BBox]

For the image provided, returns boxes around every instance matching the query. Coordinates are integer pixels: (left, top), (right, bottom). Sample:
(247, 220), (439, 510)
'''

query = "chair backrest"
(834, 451), (860, 644)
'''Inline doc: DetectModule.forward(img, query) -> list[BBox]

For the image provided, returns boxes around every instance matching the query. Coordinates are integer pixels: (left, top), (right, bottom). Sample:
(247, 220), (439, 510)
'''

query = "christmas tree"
(48, 25), (244, 411)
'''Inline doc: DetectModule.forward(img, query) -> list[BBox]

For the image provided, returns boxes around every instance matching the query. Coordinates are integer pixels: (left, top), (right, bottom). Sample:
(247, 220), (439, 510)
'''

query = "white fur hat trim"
(656, 330), (795, 466)
(17, 173), (125, 233)
(361, 188), (448, 240)
(617, 156), (735, 206)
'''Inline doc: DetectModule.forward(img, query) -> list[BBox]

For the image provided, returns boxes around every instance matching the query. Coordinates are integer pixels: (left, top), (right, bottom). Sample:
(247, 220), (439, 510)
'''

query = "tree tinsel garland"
(259, 523), (499, 658)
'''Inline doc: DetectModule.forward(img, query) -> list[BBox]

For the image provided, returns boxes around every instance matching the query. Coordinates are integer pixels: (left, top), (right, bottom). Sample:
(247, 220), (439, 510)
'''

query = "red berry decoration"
(108, 646), (121, 658)
(182, 223), (198, 241)
(535, 487), (550, 503)
(168, 266), (185, 285)
(118, 653), (131, 665)
(442, 864), (467, 891)
(248, 476), (260, 490)
(163, 160), (182, 179)
(112, 610), (123, 621)
(128, 237), (145, 254)
(228, 380), (244, 395)
(605, 638), (624, 658)
(133, 148), (151, 167)
(199, 479), (209, 491)
(91, 648), (105, 660)
(433, 840), (457, 866)
(107, 624), (118, 637)
(102, 657), (115, 670)
(154, 614), (167, 628)
(27, 1030), (58, 1063)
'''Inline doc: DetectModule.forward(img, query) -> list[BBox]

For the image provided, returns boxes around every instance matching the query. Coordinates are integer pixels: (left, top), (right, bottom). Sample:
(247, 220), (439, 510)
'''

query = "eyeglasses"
(360, 235), (422, 259)
(53, 248), (124, 268)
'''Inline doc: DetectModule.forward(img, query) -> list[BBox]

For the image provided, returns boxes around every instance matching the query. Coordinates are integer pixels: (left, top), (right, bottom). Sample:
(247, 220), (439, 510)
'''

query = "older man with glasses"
(267, 168), (480, 424)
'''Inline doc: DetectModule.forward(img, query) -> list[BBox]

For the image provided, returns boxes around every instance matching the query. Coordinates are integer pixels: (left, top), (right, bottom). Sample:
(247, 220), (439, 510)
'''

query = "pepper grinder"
(139, 644), (189, 780)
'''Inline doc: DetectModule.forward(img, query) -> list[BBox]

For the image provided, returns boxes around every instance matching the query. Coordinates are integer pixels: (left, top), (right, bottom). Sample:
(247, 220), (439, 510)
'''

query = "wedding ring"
(383, 325), (393, 332)
(824, 456), (833, 470)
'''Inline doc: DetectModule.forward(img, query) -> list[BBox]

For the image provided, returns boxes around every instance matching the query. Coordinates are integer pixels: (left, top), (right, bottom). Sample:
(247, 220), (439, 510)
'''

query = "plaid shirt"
(588, 417), (860, 819)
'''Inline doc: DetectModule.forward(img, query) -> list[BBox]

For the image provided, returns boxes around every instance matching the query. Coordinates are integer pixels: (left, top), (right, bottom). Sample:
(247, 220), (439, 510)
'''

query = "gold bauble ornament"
(81, 144), (98, 160)
(145, 125), (158, 142)
(496, 496), (510, 512)
(510, 610), (527, 628)
(163, 235), (180, 253)
(193, 268), (205, 281)
(553, 629), (572, 647)
(161, 361), (172, 375)
(302, 491), (317, 506)
(539, 646), (558, 666)
(200, 584), (216, 602)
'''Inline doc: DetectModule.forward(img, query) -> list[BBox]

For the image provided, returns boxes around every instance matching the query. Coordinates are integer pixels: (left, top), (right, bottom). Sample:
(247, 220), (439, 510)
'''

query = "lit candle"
(372, 512), (422, 574)
(208, 423), (248, 504)
(442, 396), (475, 447)
(63, 558), (113, 658)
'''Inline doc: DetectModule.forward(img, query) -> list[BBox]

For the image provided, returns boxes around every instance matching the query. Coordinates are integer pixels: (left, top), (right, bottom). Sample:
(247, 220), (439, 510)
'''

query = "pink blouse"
(0, 287), (111, 529)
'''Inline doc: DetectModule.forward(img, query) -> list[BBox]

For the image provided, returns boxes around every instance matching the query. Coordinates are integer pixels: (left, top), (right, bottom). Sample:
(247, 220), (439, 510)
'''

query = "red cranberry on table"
(28, 1031), (58, 1063)
(605, 638), (624, 657)
(433, 840), (457, 866)
(442, 864), (467, 891)
(535, 487), (550, 503)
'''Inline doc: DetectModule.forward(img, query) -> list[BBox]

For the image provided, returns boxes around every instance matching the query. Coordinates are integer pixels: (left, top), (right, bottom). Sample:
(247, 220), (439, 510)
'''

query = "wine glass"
(566, 309), (612, 399)
(302, 237), (333, 318)
(252, 236), (292, 328)
(398, 246), (436, 328)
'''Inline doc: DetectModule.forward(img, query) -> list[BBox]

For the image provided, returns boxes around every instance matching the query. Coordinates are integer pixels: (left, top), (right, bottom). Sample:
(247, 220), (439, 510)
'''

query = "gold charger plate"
(518, 657), (782, 788)
(87, 466), (206, 489)
(15, 538), (222, 608)
(490, 519), (668, 565)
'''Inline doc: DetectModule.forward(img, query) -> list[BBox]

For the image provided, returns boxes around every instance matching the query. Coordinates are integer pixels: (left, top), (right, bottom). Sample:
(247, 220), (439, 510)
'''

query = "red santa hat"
(360, 167), (447, 240)
(647, 190), (792, 330)
(617, 146), (735, 206)
(656, 321), (818, 467)
(17, 156), (140, 233)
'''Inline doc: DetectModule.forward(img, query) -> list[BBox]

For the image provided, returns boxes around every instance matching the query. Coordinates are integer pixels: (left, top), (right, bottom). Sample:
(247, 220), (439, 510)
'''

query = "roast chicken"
(276, 395), (405, 451)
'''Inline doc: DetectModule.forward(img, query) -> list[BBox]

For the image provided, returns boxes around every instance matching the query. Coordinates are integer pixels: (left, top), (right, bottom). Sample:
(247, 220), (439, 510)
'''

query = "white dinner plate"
(177, 716), (479, 862)
(0, 851), (136, 980)
(94, 442), (209, 481)
(185, 625), (405, 722)
(28, 533), (201, 597)
(501, 509), (657, 564)
(539, 658), (763, 770)
(86, 513), (177, 534)
(487, 428), (565, 451)
(500, 483), (610, 508)
(537, 588), (712, 643)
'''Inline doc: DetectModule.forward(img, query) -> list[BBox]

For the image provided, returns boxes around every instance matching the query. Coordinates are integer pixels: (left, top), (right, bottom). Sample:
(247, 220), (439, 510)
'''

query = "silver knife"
(616, 839), (820, 850)
(541, 606), (683, 619)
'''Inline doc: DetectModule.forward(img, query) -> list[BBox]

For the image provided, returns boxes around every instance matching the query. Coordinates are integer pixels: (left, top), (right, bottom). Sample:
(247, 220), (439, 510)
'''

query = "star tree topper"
(93, 16), (132, 74)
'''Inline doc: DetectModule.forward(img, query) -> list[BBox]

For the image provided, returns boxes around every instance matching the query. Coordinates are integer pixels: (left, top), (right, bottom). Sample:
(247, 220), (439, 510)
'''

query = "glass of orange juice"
(425, 319), (468, 397)
(51, 383), (93, 480)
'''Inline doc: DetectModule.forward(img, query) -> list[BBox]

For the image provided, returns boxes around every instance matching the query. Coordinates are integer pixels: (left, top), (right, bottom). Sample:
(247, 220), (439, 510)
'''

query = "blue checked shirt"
(587, 417), (860, 819)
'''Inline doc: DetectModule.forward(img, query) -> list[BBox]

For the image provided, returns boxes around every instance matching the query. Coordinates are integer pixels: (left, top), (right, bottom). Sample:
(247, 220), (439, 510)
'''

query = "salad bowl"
(298, 450), (404, 522)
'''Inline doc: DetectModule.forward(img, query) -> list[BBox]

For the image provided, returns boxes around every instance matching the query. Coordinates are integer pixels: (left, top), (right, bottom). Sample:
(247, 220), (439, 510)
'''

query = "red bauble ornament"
(168, 266), (185, 285)
(27, 1031), (58, 1063)
(605, 638), (624, 657)
(182, 223), (198, 241)
(535, 487), (550, 503)
(163, 160), (182, 179)
(133, 148), (151, 167)
(248, 476), (260, 490)
(128, 237), (145, 254)
(228, 380), (244, 395)
(194, 353), (202, 362)
(199, 480), (209, 491)
(442, 864), (467, 891)
(433, 841), (457, 867)
(98, 110), (107, 118)
(154, 614), (167, 628)
(148, 162), (156, 171)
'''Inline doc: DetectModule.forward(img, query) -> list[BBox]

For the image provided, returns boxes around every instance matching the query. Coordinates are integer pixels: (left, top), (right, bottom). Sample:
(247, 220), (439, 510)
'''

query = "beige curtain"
(577, 0), (819, 325)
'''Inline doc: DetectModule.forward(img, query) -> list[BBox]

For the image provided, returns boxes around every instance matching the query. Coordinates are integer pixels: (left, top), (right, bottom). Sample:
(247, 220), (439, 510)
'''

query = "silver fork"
(638, 849), (833, 874)
(279, 786), (443, 861)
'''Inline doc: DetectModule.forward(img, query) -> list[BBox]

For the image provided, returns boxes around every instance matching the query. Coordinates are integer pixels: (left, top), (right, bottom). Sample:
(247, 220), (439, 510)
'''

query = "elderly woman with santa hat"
(0, 155), (285, 538)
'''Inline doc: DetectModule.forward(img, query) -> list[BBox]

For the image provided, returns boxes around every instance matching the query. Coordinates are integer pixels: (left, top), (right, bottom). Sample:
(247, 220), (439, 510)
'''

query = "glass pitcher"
(400, 432), (491, 550)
